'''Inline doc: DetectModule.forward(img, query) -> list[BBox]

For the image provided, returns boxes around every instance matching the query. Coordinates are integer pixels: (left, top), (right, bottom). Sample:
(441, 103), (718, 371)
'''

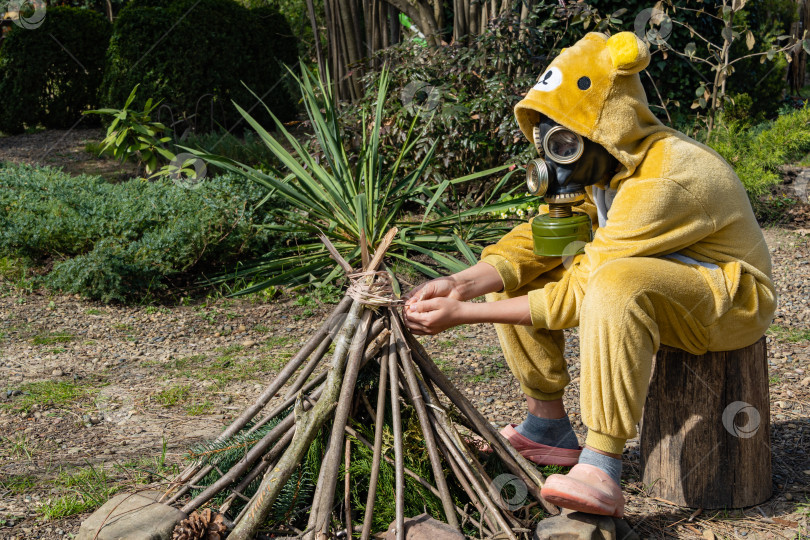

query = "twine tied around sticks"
(346, 270), (404, 307)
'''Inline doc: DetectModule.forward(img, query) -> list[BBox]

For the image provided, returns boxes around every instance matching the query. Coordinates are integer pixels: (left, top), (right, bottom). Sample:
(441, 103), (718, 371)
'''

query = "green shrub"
(726, 0), (797, 119)
(590, 0), (796, 124)
(100, 0), (298, 135)
(706, 104), (810, 219)
(721, 93), (758, 126)
(0, 164), (279, 302)
(86, 85), (175, 176)
(0, 7), (111, 134)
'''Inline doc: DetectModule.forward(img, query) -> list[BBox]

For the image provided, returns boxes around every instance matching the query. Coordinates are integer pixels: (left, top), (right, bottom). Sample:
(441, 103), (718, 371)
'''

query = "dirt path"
(0, 128), (137, 179)
(0, 226), (808, 538)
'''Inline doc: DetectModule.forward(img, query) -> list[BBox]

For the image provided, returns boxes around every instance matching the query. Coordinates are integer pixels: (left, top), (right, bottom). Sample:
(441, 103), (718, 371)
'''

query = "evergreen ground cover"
(0, 164), (280, 303)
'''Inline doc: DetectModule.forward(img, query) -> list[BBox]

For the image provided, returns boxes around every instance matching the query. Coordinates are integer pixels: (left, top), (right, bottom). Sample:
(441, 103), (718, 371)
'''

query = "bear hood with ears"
(515, 31), (674, 187)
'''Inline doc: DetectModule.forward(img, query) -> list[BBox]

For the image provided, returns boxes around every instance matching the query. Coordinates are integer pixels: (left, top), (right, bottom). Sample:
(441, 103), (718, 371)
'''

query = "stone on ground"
(533, 511), (640, 540)
(76, 490), (186, 540)
(385, 513), (465, 540)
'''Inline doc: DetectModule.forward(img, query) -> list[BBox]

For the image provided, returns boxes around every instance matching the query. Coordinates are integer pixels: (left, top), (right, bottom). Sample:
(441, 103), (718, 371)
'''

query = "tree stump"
(640, 336), (771, 509)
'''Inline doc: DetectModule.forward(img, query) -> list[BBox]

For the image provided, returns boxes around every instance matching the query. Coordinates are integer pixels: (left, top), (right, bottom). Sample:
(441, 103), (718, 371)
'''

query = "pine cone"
(173, 508), (229, 540)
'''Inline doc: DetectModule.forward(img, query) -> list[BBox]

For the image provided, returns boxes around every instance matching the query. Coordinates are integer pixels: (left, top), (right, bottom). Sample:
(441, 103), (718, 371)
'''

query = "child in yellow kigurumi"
(404, 31), (776, 517)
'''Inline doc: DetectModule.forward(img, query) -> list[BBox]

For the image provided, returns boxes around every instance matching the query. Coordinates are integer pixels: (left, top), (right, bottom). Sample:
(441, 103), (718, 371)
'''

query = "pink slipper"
(541, 463), (625, 517)
(498, 424), (582, 467)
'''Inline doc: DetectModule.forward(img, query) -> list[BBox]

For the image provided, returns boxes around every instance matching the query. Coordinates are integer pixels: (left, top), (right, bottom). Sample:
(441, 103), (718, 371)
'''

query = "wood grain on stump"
(640, 336), (771, 509)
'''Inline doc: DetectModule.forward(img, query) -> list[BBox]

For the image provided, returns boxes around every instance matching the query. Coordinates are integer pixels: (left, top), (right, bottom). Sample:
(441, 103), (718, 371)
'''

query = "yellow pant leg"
(486, 266), (572, 401)
(578, 257), (770, 455)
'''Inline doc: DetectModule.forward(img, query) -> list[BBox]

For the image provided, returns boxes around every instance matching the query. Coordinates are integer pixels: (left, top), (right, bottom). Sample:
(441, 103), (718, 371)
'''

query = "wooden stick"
(180, 393), (312, 514)
(360, 338), (390, 540)
(162, 295), (352, 504)
(398, 318), (558, 515)
(248, 374), (327, 435)
(283, 332), (334, 400)
(344, 438), (352, 536)
(435, 434), (497, 536)
(346, 425), (492, 537)
(407, 364), (506, 534)
(433, 405), (522, 530)
(252, 325), (388, 436)
(285, 313), (385, 401)
(228, 298), (365, 540)
(309, 309), (373, 535)
(392, 319), (461, 531)
(411, 366), (511, 533)
(432, 418), (517, 540)
(218, 427), (295, 515)
(219, 294), (352, 441)
(388, 330), (405, 540)
(425, 391), (522, 528)
(307, 231), (397, 537)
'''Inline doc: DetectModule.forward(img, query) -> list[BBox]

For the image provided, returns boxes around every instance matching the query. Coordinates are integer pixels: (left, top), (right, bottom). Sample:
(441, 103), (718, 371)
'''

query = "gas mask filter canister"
(526, 119), (616, 257)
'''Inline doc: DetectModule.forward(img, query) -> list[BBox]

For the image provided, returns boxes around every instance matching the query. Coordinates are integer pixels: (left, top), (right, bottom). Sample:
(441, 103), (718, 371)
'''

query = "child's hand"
(404, 277), (461, 308)
(404, 296), (469, 335)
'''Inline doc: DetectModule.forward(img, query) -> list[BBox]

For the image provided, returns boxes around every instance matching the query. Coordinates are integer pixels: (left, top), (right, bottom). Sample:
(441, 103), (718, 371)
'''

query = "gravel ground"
(0, 226), (807, 539)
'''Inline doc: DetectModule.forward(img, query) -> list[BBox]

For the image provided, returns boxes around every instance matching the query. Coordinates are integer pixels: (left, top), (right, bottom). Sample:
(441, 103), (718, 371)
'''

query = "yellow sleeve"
(528, 178), (716, 330)
(480, 223), (553, 292)
(479, 193), (599, 292)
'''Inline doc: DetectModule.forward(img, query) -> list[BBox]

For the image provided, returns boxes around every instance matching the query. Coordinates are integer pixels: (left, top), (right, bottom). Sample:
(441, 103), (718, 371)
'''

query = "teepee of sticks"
(160, 229), (559, 539)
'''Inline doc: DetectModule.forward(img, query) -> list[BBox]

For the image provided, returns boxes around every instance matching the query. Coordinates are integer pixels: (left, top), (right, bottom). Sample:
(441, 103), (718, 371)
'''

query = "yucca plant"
(192, 64), (532, 294)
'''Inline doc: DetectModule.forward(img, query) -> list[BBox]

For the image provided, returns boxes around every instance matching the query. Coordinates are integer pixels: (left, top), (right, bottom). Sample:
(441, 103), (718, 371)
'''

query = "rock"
(242, 339), (256, 348)
(76, 490), (186, 540)
(52, 368), (63, 377)
(533, 512), (639, 540)
(702, 529), (716, 540)
(385, 513), (465, 540)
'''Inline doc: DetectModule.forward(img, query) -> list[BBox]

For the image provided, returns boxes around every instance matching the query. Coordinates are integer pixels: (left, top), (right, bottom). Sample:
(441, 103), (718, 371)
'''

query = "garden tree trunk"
(788, 0), (809, 93)
(640, 337), (772, 509)
(306, 0), (326, 82)
(321, 0), (540, 98)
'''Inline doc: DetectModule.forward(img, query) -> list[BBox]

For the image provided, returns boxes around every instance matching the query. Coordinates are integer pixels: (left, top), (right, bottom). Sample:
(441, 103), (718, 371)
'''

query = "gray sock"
(579, 447), (622, 485)
(514, 413), (580, 450)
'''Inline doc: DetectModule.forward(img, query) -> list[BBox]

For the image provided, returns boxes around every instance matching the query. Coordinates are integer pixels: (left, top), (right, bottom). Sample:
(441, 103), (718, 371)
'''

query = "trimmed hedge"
(0, 7), (111, 134)
(100, 0), (298, 134)
(0, 163), (278, 302)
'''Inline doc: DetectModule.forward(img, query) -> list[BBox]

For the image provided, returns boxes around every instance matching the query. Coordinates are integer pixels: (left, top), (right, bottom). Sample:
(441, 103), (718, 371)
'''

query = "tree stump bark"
(640, 336), (772, 509)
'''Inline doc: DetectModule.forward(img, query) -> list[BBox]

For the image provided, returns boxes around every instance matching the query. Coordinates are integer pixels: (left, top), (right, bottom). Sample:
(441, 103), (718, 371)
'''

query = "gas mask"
(526, 117), (617, 257)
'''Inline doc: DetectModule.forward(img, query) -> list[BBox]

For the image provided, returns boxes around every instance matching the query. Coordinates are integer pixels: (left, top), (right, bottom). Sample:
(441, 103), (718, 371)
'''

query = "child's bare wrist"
(459, 300), (480, 324)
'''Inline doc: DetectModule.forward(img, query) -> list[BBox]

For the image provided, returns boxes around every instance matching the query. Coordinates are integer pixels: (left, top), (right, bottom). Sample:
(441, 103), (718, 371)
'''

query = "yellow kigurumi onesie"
(480, 31), (776, 458)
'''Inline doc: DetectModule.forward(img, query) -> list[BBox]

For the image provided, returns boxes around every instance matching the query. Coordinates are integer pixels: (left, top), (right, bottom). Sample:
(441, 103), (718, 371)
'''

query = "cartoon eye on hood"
(533, 67), (562, 92)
